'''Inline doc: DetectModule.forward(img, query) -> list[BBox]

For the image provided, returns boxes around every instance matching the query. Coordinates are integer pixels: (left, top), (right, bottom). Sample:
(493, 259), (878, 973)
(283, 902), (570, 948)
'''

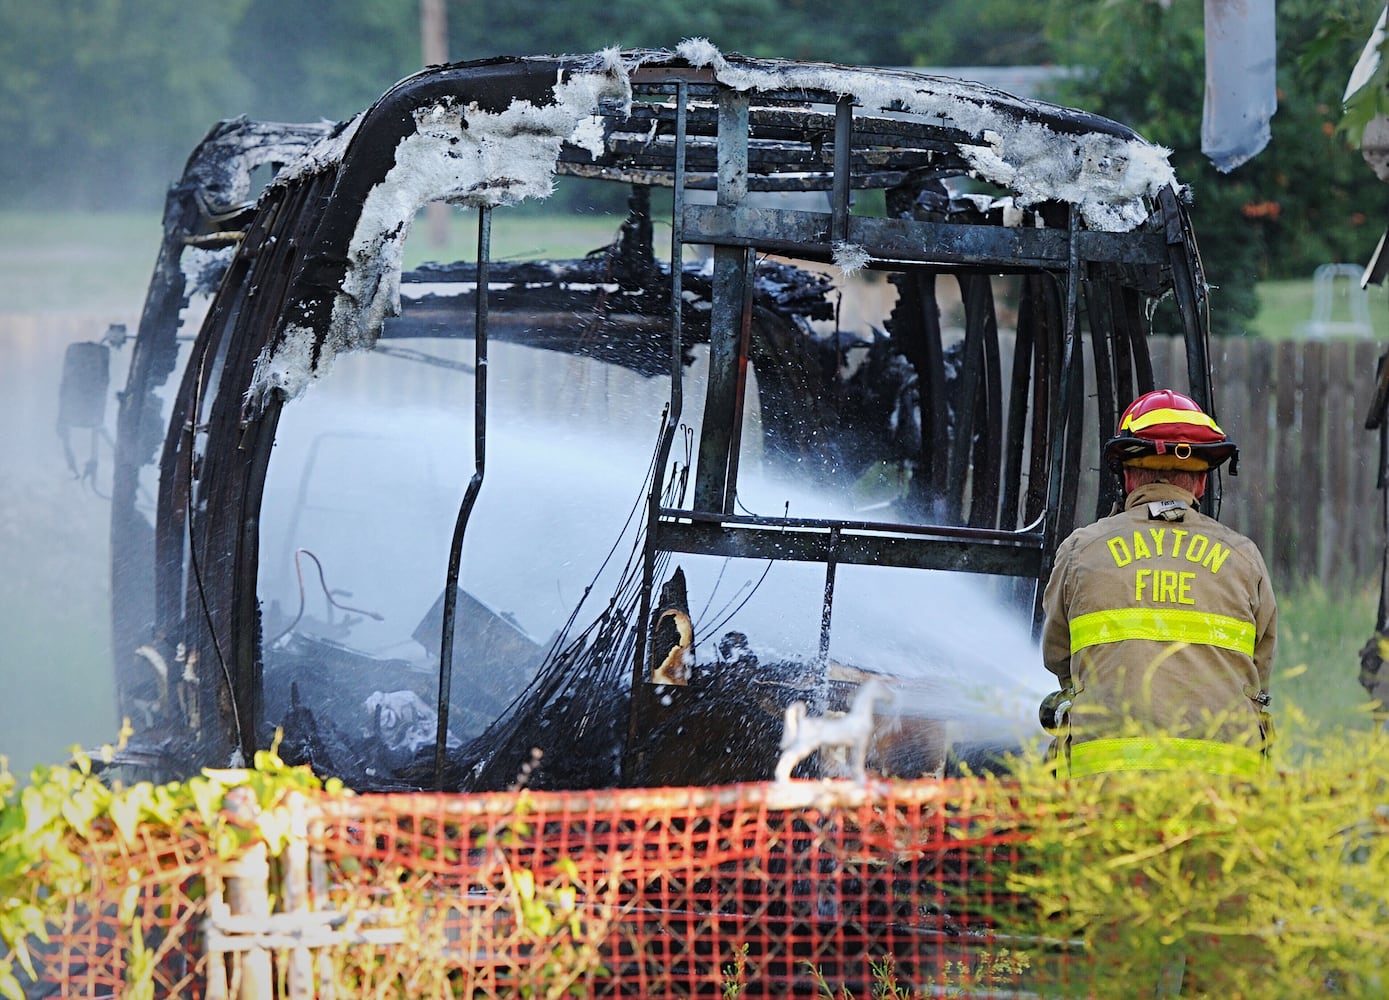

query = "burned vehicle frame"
(97, 45), (1221, 792)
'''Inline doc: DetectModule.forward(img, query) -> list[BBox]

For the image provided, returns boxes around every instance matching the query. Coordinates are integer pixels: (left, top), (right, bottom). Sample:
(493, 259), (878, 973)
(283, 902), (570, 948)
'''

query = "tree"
(1045, 0), (1385, 336)
(0, 0), (948, 210)
(228, 0), (419, 122)
(440, 0), (921, 67)
(897, 1), (1051, 68)
(0, 0), (254, 209)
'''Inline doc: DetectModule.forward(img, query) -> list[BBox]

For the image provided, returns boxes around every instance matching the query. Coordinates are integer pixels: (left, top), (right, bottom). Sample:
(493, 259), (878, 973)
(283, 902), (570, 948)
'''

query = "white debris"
(180, 245), (235, 298)
(249, 322), (321, 399)
(774, 677), (893, 784)
(250, 60), (632, 402)
(674, 38), (1175, 232)
(675, 37), (722, 68)
(569, 114), (608, 157)
(365, 689), (454, 754)
(832, 241), (871, 277)
(192, 119), (339, 209)
(249, 42), (1179, 403)
(271, 114), (364, 187)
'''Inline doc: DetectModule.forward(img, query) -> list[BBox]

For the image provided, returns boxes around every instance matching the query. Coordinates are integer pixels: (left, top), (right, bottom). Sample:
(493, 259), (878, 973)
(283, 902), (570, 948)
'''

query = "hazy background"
(1, 275), (141, 774)
(1, 0), (1385, 774)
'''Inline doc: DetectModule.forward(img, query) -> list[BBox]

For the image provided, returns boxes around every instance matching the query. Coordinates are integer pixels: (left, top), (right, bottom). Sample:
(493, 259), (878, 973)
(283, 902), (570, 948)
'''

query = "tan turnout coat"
(1041, 482), (1277, 748)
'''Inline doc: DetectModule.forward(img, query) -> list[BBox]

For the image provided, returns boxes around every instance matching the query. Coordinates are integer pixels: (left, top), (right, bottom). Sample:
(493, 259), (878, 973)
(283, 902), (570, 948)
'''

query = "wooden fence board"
(1354, 338), (1383, 583)
(1298, 341), (1326, 580)
(1242, 339), (1274, 560)
(1325, 341), (1352, 588)
(1212, 337), (1249, 536)
(1272, 341), (1300, 581)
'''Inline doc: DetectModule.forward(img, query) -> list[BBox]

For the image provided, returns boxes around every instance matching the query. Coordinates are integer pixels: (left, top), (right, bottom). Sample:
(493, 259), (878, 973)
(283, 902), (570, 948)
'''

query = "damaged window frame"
(99, 47), (1220, 790)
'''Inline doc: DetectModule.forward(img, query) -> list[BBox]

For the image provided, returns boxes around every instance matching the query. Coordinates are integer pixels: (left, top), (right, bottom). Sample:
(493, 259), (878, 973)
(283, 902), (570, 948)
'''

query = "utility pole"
(421, 0), (450, 248)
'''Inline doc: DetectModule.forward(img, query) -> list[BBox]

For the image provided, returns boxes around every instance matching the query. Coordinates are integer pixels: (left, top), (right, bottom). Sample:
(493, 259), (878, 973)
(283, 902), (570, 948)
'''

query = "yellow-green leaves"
(978, 718), (1389, 997)
(0, 734), (324, 997)
(108, 782), (152, 843)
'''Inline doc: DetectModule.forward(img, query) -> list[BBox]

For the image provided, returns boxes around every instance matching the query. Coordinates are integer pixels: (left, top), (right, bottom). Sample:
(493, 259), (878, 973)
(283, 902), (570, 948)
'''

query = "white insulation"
(672, 38), (1176, 231)
(250, 41), (1178, 403)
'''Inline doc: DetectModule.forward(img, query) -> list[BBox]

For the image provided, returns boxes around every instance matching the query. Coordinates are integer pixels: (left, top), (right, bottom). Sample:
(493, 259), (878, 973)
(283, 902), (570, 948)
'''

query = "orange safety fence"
(45, 821), (215, 998)
(38, 779), (1081, 998)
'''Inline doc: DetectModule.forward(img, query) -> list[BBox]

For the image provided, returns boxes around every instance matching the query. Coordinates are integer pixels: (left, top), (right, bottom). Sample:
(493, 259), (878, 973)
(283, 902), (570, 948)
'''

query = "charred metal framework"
(101, 48), (1219, 789)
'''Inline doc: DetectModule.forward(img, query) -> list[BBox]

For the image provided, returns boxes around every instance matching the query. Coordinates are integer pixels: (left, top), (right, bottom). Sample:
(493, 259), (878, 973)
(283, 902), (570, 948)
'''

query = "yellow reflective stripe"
(1069, 737), (1264, 777)
(1121, 406), (1224, 435)
(1070, 608), (1255, 656)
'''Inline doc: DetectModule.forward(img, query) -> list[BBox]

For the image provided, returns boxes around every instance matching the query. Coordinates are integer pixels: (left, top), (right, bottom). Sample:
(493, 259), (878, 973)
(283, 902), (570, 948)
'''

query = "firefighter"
(1039, 389), (1277, 777)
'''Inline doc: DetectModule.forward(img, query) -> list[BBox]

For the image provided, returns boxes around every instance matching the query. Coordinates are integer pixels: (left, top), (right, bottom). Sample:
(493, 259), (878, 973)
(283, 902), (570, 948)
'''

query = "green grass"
(0, 210), (634, 315)
(0, 212), (163, 314)
(1249, 276), (1389, 341)
(0, 476), (117, 779)
(1273, 578), (1382, 737)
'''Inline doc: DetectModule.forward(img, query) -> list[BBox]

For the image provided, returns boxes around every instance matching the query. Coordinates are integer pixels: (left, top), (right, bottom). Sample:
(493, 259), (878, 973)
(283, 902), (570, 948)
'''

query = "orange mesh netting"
(40, 780), (1078, 998)
(43, 822), (214, 997)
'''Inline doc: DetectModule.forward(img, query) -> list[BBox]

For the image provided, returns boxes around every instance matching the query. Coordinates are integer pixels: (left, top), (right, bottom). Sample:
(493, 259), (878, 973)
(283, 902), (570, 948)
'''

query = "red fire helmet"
(1101, 389), (1239, 474)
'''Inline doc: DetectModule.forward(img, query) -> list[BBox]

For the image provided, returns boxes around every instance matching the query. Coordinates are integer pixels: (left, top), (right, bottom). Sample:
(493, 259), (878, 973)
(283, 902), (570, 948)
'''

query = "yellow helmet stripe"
(1068, 736), (1264, 777)
(1121, 406), (1224, 435)
(1069, 607), (1255, 656)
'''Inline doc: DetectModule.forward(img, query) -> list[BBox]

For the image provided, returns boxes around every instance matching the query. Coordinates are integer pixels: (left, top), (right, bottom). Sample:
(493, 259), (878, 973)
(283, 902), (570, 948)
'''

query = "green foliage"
(979, 722), (1389, 998)
(1, 0), (1382, 264)
(478, 798), (615, 999)
(441, 0), (925, 68)
(801, 951), (1031, 998)
(722, 942), (750, 998)
(1329, 4), (1389, 148)
(227, 0), (419, 123)
(1045, 0), (1386, 337)
(897, 2), (1051, 68)
(9, 710), (1389, 997)
(503, 854), (613, 998)
(0, 0), (256, 209)
(0, 732), (329, 1000)
(0, 0), (933, 211)
(941, 950), (1031, 996)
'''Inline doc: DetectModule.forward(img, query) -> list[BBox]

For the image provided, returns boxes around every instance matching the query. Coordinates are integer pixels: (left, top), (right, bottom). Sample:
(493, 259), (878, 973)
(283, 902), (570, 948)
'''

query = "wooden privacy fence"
(1075, 334), (1386, 592)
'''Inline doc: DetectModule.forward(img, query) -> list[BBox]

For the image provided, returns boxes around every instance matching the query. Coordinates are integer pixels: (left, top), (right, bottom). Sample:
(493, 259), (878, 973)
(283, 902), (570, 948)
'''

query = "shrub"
(983, 719), (1389, 997)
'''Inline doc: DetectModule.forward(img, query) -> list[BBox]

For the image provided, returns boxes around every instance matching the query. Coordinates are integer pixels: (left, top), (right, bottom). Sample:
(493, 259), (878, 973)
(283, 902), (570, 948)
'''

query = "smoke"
(255, 333), (1050, 768)
(0, 314), (127, 777)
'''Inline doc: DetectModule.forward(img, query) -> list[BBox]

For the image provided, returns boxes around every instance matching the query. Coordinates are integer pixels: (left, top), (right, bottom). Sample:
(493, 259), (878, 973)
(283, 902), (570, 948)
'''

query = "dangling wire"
(692, 500), (784, 645)
(268, 548), (385, 649)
